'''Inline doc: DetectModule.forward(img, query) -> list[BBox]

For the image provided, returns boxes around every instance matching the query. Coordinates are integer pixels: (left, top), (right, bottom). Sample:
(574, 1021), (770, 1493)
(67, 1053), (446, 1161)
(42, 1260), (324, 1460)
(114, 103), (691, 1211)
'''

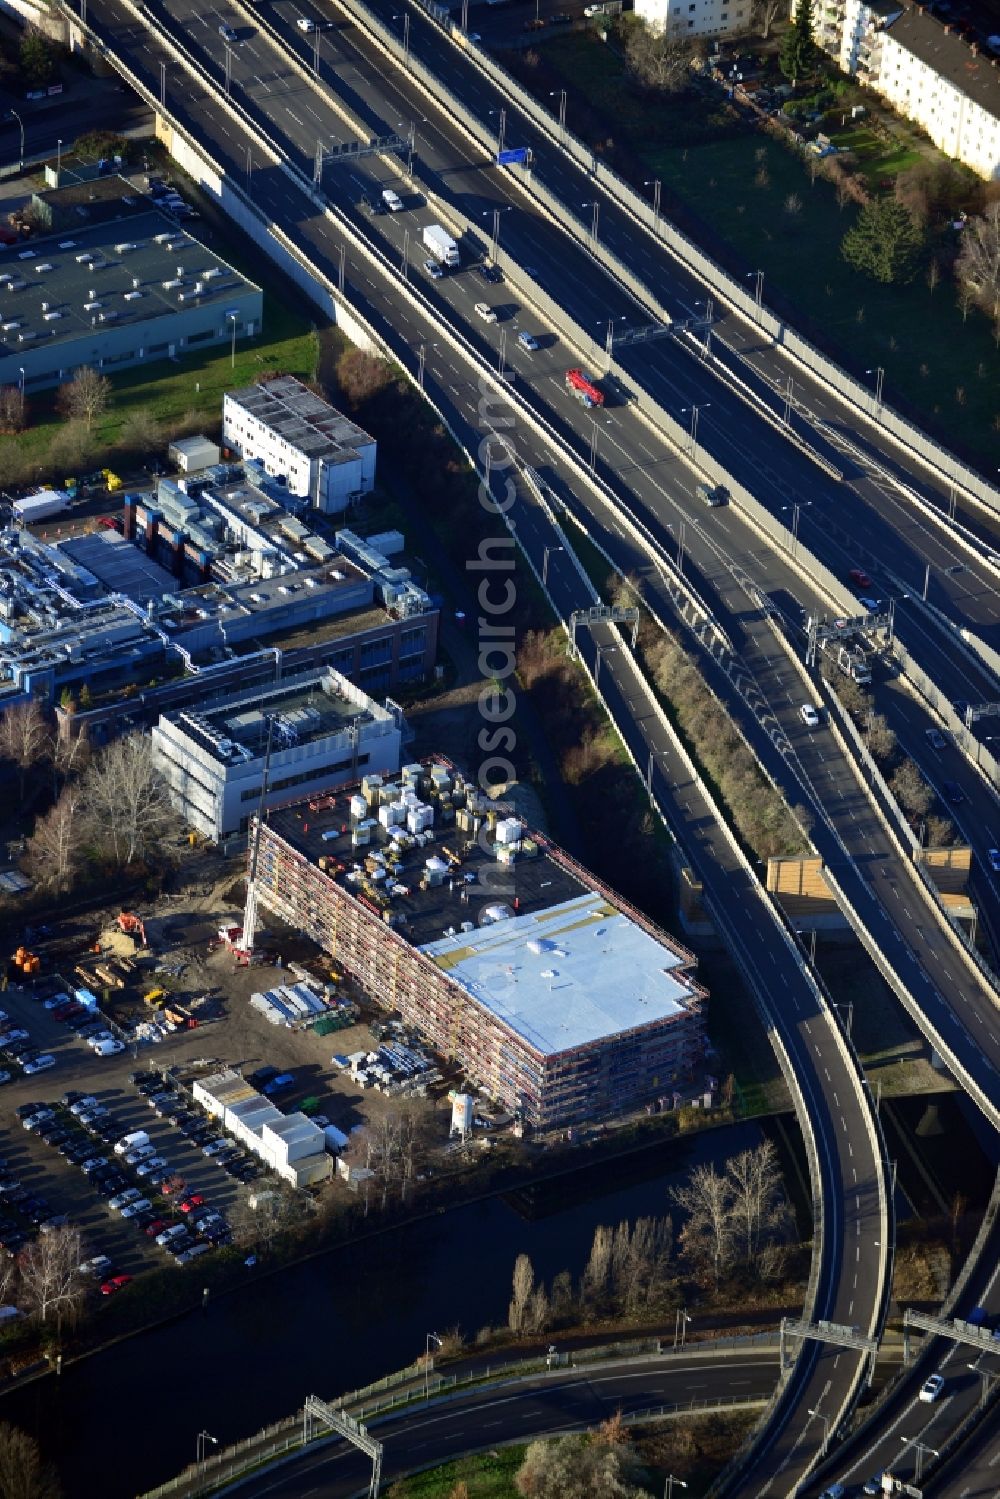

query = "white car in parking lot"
(109, 1188), (141, 1211)
(125, 1145), (156, 1166)
(69, 1096), (99, 1115)
(43, 993), (71, 1010)
(155, 1224), (188, 1247)
(120, 1198), (151, 1220)
(23, 1054), (55, 1074)
(135, 1156), (168, 1179)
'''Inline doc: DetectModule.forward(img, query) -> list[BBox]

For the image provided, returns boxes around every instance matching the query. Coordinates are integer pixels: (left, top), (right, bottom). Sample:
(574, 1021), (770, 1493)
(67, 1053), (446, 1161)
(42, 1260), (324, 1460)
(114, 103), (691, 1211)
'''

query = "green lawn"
(7, 296), (317, 486)
(530, 35), (1000, 466)
(387, 1447), (524, 1497)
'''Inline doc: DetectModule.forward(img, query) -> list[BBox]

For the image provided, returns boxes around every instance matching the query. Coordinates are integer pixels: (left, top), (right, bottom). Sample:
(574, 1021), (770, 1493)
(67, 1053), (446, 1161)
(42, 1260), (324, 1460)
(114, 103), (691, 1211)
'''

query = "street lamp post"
(461, 0), (469, 28)
(392, 12), (410, 63)
(783, 374), (794, 426)
(589, 419), (599, 473)
(10, 111), (24, 171)
(401, 228), (410, 281)
(581, 200), (600, 250)
(899, 1436), (939, 1483)
(781, 500), (811, 559)
(922, 560), (931, 601)
(542, 545), (563, 586)
(947, 481), (957, 521)
(549, 89), (567, 137)
(160, 61), (166, 107)
(196, 1432), (218, 1470)
(224, 43), (233, 97)
(746, 268), (763, 310)
(644, 177), (661, 230)
(680, 403), (710, 457)
(18, 367), (25, 396)
(417, 343), (426, 390)
(56, 138), (63, 176)
(498, 325), (507, 378)
(865, 365), (885, 416)
(673, 1307), (691, 1348)
(491, 107), (507, 158)
(807, 1407), (830, 1455)
(664, 1477), (688, 1499)
(228, 313), (237, 369)
(968, 1360), (995, 1410)
(425, 1331), (443, 1399)
(482, 206), (511, 262)
(245, 144), (252, 186)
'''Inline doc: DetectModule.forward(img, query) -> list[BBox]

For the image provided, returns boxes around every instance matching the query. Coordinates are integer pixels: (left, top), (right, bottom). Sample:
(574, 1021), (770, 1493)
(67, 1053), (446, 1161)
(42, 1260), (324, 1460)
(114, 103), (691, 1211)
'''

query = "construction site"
(247, 758), (709, 1129)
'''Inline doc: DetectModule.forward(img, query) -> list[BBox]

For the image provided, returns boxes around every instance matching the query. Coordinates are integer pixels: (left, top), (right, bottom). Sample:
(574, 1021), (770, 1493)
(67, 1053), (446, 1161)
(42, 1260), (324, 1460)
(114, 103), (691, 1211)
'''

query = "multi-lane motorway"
(36, 0), (1000, 1487)
(231, 1350), (779, 1498)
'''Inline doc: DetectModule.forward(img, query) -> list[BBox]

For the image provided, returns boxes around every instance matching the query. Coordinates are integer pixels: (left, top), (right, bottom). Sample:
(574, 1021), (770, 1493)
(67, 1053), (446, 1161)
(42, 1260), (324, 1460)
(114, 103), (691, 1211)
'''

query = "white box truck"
(422, 224), (460, 269)
(14, 490), (70, 525)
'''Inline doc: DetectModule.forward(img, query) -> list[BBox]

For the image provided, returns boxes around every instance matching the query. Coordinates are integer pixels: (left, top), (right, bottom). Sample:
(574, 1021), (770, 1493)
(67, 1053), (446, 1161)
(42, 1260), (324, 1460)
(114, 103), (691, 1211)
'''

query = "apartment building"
(635, 0), (753, 37)
(807, 2), (1000, 180)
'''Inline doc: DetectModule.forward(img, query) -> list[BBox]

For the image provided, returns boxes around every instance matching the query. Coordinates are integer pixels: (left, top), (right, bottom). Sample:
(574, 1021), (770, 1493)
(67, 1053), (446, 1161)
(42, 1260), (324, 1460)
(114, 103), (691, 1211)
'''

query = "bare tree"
(118, 406), (162, 458)
(0, 1424), (61, 1499)
(47, 420), (93, 475)
(56, 367), (111, 431)
(581, 1222), (614, 1307)
(672, 1162), (734, 1288)
(0, 1258), (19, 1311)
(0, 702), (51, 798)
(52, 720), (90, 794)
(866, 712), (897, 763)
(18, 1226), (86, 1337)
(890, 757), (933, 818)
(726, 1141), (792, 1273)
(623, 20), (700, 94)
(335, 349), (392, 409)
(957, 203), (1000, 319)
(0, 387), (26, 434)
(25, 792), (83, 894)
(229, 1183), (306, 1255)
(80, 733), (175, 865)
(509, 1252), (536, 1333)
(752, 0), (786, 39)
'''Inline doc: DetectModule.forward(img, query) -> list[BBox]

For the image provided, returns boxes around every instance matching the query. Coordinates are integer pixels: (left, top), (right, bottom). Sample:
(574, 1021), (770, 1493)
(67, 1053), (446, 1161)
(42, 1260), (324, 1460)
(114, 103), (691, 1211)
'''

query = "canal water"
(4, 1122), (767, 1498)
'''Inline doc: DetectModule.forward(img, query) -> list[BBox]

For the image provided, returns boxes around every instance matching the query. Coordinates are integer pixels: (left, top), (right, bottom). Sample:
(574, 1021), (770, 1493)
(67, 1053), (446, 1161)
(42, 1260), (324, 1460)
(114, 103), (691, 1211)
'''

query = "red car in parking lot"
(179, 1195), (205, 1214)
(100, 1274), (132, 1296)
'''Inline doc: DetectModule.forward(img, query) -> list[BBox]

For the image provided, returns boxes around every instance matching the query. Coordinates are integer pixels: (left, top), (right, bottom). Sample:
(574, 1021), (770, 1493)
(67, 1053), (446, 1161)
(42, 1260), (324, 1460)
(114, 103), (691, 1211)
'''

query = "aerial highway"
(227, 1350), (780, 1498)
(190, 0), (1000, 664)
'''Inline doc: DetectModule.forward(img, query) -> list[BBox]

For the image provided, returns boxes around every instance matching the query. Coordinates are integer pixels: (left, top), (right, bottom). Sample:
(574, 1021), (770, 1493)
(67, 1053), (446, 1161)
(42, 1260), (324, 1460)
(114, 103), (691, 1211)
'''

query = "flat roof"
(227, 376), (373, 463)
(58, 531), (177, 603)
(421, 892), (692, 1057)
(0, 206), (258, 357)
(169, 669), (383, 765)
(266, 777), (586, 951)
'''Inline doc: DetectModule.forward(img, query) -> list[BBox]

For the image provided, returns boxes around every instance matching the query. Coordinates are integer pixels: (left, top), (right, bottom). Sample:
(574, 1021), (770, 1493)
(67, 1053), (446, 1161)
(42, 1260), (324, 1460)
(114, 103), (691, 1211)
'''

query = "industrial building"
(253, 761), (707, 1128)
(0, 183), (262, 391)
(151, 667), (403, 842)
(223, 376), (376, 513)
(192, 1068), (331, 1187)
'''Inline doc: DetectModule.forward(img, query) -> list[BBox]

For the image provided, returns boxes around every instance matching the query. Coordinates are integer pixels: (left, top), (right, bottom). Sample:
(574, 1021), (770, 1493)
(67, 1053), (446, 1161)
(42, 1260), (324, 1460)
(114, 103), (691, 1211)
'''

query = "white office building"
(635, 0), (753, 38)
(804, 2), (1000, 181)
(151, 666), (402, 843)
(222, 376), (377, 513)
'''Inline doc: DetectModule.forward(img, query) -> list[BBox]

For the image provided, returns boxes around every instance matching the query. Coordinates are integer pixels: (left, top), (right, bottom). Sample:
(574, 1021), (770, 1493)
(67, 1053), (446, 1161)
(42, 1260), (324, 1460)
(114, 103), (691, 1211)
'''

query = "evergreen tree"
(841, 197), (924, 284)
(779, 0), (817, 84)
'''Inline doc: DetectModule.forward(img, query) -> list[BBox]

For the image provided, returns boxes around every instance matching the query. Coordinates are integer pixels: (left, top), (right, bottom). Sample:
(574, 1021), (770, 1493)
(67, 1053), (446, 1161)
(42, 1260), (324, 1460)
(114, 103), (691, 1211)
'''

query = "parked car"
(108, 1188), (141, 1211)
(100, 1274), (132, 1296)
(125, 1145), (156, 1166)
(81, 1157), (109, 1174)
(79, 1255), (114, 1278)
(23, 1108), (55, 1130)
(180, 1195), (206, 1213)
(120, 1198), (152, 1220)
(0, 1029), (29, 1045)
(23, 1054), (55, 1075)
(136, 1156), (169, 1179)
(69, 1097), (100, 1116)
(155, 1224), (189, 1247)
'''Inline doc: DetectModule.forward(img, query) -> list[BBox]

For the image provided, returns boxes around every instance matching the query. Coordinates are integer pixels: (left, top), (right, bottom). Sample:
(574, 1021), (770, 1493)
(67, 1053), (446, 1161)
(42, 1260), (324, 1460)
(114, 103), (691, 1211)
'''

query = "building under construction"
(253, 760), (707, 1128)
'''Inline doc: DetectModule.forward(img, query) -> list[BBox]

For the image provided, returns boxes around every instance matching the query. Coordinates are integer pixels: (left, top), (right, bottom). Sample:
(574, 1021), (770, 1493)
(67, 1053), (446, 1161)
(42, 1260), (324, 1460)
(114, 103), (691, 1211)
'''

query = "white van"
(114, 1130), (150, 1155)
(382, 189), (404, 212)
